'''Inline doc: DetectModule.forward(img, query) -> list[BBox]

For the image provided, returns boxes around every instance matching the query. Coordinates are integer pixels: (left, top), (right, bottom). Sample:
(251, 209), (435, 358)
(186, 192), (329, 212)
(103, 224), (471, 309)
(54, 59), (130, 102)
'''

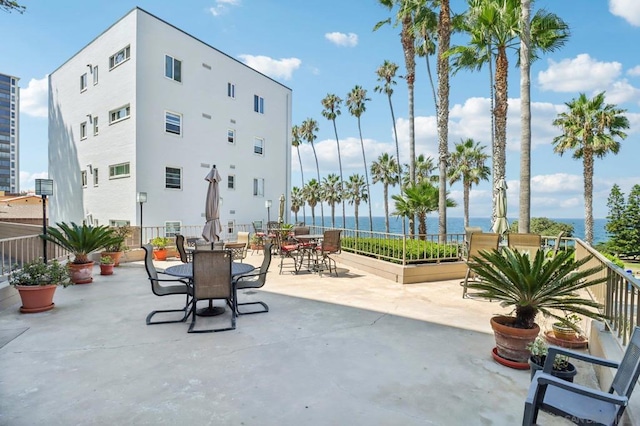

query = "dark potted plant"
(41, 222), (120, 284)
(151, 236), (171, 261)
(9, 258), (71, 313)
(527, 337), (577, 382)
(99, 255), (115, 276)
(468, 248), (606, 367)
(101, 225), (131, 266)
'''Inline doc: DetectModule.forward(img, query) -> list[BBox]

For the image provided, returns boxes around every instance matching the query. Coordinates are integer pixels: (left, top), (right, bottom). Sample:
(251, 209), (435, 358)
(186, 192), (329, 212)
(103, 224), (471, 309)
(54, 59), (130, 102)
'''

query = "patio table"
(293, 234), (324, 273)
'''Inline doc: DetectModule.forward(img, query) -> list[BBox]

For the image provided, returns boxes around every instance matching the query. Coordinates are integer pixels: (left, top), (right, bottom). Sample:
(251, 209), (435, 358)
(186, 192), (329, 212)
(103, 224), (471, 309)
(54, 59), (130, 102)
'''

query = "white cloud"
(538, 54), (622, 92)
(324, 32), (358, 47)
(627, 65), (640, 77)
(531, 174), (583, 194)
(20, 76), (48, 118)
(237, 54), (301, 81)
(20, 170), (48, 192)
(604, 79), (640, 105)
(208, 0), (240, 17)
(609, 0), (640, 26)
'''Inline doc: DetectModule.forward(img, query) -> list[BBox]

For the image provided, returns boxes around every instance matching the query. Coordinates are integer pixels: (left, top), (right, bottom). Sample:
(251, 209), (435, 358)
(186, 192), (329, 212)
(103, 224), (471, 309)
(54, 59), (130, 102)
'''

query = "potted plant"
(9, 258), (71, 313)
(101, 225), (131, 266)
(250, 234), (264, 251)
(41, 222), (120, 284)
(150, 236), (171, 261)
(551, 312), (582, 341)
(527, 337), (577, 382)
(99, 255), (115, 276)
(468, 248), (606, 367)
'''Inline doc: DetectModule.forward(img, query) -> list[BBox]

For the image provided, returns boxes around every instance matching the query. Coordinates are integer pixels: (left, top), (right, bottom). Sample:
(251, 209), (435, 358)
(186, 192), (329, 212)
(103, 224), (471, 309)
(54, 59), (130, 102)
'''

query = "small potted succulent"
(150, 236), (171, 261)
(527, 337), (577, 382)
(9, 258), (72, 313)
(99, 255), (115, 276)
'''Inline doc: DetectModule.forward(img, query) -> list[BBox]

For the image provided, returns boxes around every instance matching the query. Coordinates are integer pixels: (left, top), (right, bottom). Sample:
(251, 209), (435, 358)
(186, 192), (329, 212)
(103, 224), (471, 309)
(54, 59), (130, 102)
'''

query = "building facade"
(48, 8), (292, 238)
(0, 73), (19, 193)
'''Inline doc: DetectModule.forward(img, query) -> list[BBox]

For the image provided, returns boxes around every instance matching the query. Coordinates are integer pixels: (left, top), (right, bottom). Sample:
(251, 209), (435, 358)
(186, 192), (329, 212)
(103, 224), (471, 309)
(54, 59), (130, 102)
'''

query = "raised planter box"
(335, 251), (467, 284)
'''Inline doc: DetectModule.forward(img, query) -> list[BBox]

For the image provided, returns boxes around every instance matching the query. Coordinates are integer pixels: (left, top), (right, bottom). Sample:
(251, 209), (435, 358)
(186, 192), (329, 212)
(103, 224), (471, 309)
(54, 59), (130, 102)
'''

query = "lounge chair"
(461, 232), (500, 298)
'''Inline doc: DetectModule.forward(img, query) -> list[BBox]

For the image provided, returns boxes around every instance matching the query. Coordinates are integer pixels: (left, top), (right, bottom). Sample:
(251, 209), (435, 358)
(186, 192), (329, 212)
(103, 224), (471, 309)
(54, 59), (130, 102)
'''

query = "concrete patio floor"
(0, 253), (594, 425)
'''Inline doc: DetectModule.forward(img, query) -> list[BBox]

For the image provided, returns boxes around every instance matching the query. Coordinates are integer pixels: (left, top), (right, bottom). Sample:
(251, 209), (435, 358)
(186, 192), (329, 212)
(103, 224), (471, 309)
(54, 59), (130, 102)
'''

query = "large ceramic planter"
(490, 315), (540, 365)
(529, 356), (577, 382)
(16, 285), (57, 313)
(153, 249), (168, 261)
(101, 251), (123, 267)
(68, 262), (94, 284)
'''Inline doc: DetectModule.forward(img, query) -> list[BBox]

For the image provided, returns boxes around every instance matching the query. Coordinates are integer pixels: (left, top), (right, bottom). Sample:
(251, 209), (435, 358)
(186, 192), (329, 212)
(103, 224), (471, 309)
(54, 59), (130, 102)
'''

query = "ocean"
(300, 216), (609, 245)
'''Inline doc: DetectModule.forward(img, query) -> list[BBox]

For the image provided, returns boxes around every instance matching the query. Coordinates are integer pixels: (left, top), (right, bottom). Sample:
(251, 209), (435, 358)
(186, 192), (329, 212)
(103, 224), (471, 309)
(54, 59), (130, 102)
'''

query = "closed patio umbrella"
(202, 165), (222, 245)
(278, 194), (285, 224)
(492, 178), (509, 236)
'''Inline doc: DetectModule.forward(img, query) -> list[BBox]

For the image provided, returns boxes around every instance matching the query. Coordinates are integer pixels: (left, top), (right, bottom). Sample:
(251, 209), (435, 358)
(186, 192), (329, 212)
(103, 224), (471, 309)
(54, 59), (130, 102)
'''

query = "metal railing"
(139, 223), (252, 248)
(0, 234), (72, 282)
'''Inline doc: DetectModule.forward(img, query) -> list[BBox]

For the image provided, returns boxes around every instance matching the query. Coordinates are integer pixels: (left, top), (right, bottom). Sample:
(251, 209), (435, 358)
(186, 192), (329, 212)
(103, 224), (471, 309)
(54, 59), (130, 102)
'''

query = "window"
(81, 171), (87, 187)
(109, 162), (130, 179)
(109, 220), (130, 227)
(227, 129), (235, 144)
(254, 137), (264, 156)
(165, 167), (182, 189)
(109, 104), (130, 123)
(228, 174), (235, 190)
(93, 66), (98, 85)
(80, 122), (87, 140)
(109, 45), (130, 69)
(227, 83), (235, 98)
(165, 55), (182, 82)
(93, 117), (99, 135)
(254, 95), (264, 113)
(93, 168), (99, 186)
(165, 221), (181, 237)
(253, 178), (264, 196)
(80, 73), (87, 92)
(227, 221), (235, 234)
(165, 111), (182, 135)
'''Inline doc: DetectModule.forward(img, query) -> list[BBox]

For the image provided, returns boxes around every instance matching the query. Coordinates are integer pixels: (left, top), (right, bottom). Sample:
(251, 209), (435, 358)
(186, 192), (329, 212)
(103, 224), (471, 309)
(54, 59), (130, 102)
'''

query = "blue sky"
(2, 0), (639, 219)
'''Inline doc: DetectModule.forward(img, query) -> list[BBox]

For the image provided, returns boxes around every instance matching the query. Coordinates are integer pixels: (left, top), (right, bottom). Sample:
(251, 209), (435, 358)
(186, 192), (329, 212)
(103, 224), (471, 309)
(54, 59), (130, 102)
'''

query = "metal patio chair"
(316, 229), (341, 277)
(175, 234), (190, 263)
(523, 326), (640, 426)
(461, 232), (500, 298)
(224, 242), (247, 262)
(188, 250), (236, 333)
(142, 244), (192, 325)
(234, 243), (272, 315)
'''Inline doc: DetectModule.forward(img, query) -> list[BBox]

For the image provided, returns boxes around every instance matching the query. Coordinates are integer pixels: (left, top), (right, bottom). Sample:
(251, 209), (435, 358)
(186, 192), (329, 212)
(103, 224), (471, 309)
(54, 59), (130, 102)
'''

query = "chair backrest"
(237, 231), (250, 246)
(175, 234), (189, 263)
(464, 226), (483, 244)
(507, 233), (541, 256)
(610, 326), (640, 398)
(192, 250), (232, 299)
(224, 242), (247, 261)
(186, 237), (199, 248)
(321, 230), (341, 254)
(293, 226), (310, 236)
(142, 244), (161, 294)
(267, 221), (279, 232)
(236, 243), (273, 290)
(551, 231), (566, 257)
(468, 233), (500, 259)
(252, 221), (264, 233)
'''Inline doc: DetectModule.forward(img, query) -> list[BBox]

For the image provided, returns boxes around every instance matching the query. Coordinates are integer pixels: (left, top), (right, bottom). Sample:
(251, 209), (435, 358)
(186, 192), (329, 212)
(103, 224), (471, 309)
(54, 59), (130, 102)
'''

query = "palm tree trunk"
(437, 0), (451, 243)
(388, 94), (405, 236)
(331, 119), (345, 229)
(583, 149), (594, 245)
(463, 180), (471, 228)
(311, 144), (324, 227)
(383, 184), (389, 233)
(493, 47), (508, 226)
(354, 203), (360, 231)
(331, 203), (336, 228)
(311, 206), (316, 226)
(519, 0), (531, 233)
(296, 147), (306, 222)
(357, 118), (373, 232)
(418, 213), (426, 240)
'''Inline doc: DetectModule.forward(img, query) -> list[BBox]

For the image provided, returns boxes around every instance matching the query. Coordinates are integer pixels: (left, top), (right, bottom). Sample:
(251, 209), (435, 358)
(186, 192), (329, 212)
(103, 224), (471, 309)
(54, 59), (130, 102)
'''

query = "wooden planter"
(16, 285), (57, 313)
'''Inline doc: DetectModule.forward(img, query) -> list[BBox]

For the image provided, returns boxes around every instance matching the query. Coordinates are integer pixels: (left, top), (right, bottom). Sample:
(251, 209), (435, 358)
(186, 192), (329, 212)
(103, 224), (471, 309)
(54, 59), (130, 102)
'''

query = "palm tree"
(300, 118), (323, 227)
(552, 92), (629, 245)
(322, 173), (342, 228)
(447, 138), (490, 228)
(346, 85), (373, 232)
(450, 0), (569, 223)
(290, 186), (304, 224)
(291, 124), (306, 222)
(344, 174), (368, 231)
(371, 153), (399, 233)
(321, 94), (345, 229)
(302, 179), (321, 227)
(402, 154), (437, 188)
(519, 0), (531, 233)
(393, 181), (455, 239)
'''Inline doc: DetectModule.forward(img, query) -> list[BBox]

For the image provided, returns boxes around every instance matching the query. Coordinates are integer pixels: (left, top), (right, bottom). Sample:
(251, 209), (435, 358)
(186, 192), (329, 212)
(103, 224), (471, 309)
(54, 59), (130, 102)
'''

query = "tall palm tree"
(519, 0), (531, 233)
(374, 60), (402, 183)
(302, 179), (321, 227)
(344, 174), (368, 232)
(291, 124), (306, 222)
(321, 94), (345, 228)
(290, 186), (304, 224)
(402, 154), (438, 187)
(322, 173), (342, 228)
(450, 0), (569, 223)
(436, 0), (451, 240)
(447, 138), (490, 228)
(300, 118), (323, 227)
(346, 85), (373, 232)
(552, 92), (629, 245)
(371, 153), (399, 233)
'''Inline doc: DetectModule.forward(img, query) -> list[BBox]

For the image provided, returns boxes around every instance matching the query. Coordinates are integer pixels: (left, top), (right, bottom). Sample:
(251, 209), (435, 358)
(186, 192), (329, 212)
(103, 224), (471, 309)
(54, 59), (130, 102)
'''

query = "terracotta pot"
(490, 315), (540, 364)
(68, 262), (94, 284)
(101, 251), (123, 266)
(16, 285), (57, 313)
(552, 323), (577, 341)
(153, 249), (168, 261)
(100, 263), (114, 275)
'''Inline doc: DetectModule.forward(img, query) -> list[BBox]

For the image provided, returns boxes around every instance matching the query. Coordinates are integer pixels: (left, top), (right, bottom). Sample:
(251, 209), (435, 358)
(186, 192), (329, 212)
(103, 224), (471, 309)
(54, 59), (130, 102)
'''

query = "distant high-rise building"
(0, 72), (19, 193)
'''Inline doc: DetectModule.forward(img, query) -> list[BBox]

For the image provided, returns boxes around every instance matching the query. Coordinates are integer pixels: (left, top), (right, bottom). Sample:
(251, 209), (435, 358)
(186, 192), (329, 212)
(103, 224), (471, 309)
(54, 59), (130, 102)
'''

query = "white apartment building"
(0, 72), (19, 193)
(48, 7), (292, 236)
